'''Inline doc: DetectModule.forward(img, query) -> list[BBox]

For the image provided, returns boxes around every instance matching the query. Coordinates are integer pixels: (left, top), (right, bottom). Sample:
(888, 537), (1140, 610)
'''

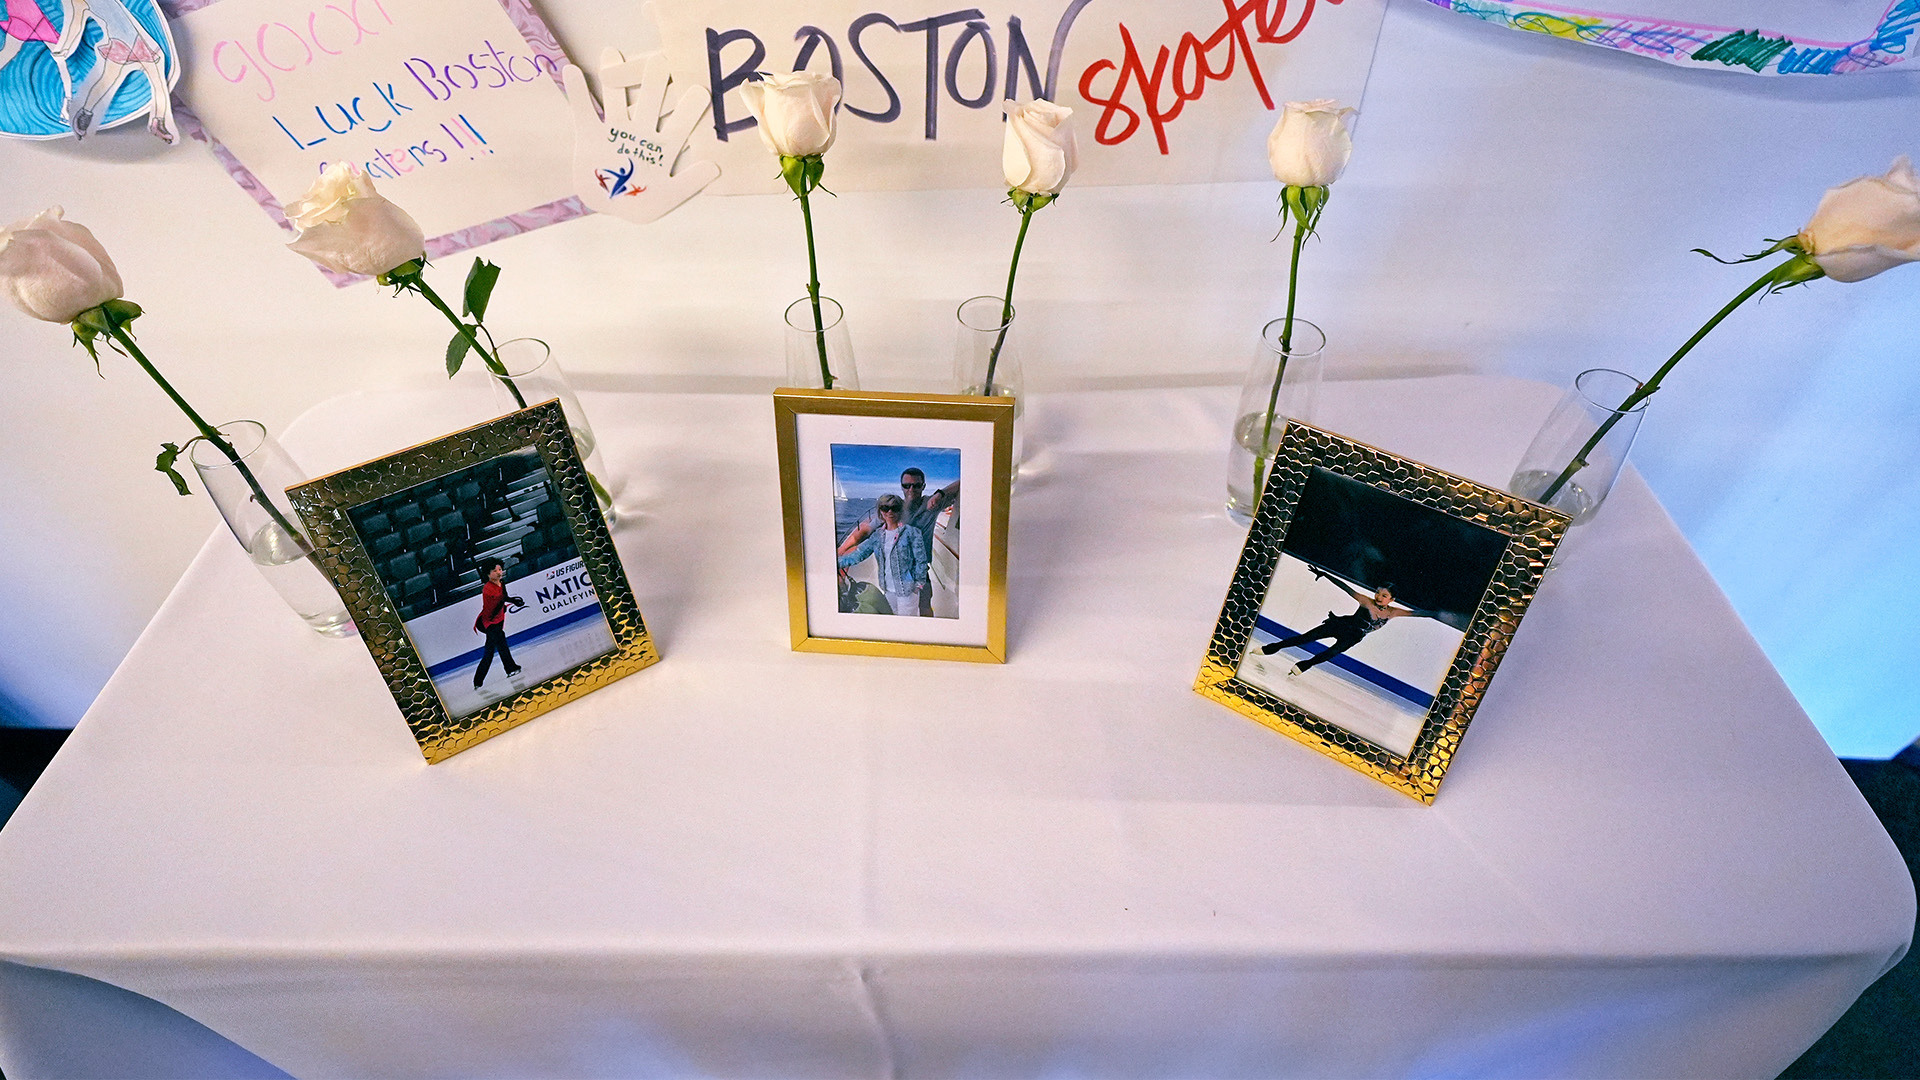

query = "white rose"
(0, 207), (124, 323)
(283, 162), (426, 277)
(1267, 99), (1356, 188)
(1003, 99), (1079, 195)
(1799, 155), (1920, 283)
(741, 71), (842, 158)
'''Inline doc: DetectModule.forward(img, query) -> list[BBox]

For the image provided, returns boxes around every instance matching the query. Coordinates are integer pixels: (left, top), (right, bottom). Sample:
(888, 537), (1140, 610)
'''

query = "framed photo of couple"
(288, 401), (658, 762)
(773, 389), (1015, 663)
(1196, 423), (1569, 803)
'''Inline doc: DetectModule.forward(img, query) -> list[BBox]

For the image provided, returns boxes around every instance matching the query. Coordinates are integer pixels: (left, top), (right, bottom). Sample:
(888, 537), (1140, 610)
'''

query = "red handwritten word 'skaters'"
(1077, 0), (1339, 154)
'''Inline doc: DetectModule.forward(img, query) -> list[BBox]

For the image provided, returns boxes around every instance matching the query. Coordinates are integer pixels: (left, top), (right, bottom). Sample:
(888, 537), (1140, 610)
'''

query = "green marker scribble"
(1692, 29), (1793, 71)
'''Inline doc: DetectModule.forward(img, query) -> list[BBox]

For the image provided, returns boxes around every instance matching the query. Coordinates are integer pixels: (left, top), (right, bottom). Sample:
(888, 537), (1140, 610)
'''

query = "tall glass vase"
(1508, 367), (1648, 525)
(953, 295), (1024, 468)
(783, 296), (859, 390)
(486, 338), (618, 526)
(188, 421), (353, 637)
(1226, 317), (1326, 523)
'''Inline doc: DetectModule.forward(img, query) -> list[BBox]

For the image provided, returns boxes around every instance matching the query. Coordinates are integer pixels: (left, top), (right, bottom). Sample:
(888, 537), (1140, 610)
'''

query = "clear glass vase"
(188, 421), (354, 637)
(1226, 317), (1326, 523)
(1508, 367), (1648, 525)
(784, 296), (859, 390)
(486, 338), (618, 526)
(952, 295), (1024, 468)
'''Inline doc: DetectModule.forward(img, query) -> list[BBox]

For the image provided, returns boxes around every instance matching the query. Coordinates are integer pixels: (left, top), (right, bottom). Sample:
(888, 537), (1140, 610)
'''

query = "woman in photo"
(472, 558), (525, 688)
(1261, 571), (1422, 677)
(836, 494), (928, 617)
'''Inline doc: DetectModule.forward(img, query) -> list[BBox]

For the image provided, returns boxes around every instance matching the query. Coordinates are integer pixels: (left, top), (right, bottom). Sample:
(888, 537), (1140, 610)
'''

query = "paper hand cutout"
(563, 48), (719, 225)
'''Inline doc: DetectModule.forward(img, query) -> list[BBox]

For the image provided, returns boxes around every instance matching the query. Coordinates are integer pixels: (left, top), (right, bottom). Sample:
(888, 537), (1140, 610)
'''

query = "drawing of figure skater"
(50, 0), (175, 141)
(1, 0), (57, 71)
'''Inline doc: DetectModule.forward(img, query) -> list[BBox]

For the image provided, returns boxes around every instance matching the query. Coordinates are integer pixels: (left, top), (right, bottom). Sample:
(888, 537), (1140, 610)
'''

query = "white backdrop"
(1, 0), (1916, 755)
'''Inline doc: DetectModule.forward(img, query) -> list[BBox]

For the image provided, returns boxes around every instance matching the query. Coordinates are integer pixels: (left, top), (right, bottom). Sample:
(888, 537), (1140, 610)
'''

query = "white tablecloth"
(0, 377), (1909, 1079)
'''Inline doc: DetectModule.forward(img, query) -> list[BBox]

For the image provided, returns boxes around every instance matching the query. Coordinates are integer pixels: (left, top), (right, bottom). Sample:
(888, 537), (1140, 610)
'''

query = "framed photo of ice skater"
(1195, 424), (1569, 803)
(773, 388), (1014, 663)
(288, 400), (658, 762)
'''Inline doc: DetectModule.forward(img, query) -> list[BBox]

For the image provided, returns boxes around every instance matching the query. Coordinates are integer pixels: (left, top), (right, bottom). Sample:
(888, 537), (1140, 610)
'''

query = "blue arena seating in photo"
(346, 452), (583, 622)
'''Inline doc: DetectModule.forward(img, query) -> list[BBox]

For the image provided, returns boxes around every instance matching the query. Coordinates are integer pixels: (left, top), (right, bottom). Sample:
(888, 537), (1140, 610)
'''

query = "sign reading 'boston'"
(655, 0), (1387, 193)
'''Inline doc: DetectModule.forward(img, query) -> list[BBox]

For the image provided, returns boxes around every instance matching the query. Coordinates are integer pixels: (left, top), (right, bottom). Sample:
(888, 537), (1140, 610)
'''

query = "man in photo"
(836, 467), (959, 615)
(1260, 571), (1429, 677)
(836, 494), (929, 617)
(472, 557), (525, 689)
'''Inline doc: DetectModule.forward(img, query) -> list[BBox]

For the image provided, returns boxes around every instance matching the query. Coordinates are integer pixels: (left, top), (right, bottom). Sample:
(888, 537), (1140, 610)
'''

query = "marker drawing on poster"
(1427, 0), (1918, 76)
(0, 0), (179, 141)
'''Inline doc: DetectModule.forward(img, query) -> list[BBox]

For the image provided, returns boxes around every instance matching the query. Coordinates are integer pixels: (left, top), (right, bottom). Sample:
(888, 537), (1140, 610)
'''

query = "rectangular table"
(0, 376), (1909, 1078)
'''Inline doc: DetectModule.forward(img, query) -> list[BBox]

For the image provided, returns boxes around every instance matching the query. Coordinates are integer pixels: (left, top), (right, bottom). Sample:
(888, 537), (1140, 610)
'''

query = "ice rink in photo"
(427, 590), (617, 718)
(347, 448), (618, 720)
(1237, 554), (1468, 758)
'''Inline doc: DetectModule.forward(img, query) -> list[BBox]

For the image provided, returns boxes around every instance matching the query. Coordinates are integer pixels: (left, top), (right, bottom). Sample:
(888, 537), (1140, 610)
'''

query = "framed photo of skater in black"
(1195, 424), (1568, 803)
(288, 401), (657, 763)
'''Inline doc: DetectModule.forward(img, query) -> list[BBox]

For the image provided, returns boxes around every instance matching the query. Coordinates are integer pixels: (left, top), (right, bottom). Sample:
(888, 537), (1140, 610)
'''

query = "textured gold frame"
(773, 388), (1013, 663)
(1195, 423), (1568, 803)
(288, 401), (658, 762)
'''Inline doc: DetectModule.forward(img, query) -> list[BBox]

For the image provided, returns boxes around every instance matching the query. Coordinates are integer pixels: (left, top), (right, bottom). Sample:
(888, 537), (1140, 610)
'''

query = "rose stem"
(1252, 214), (1309, 518)
(798, 184), (833, 389)
(1536, 261), (1782, 504)
(408, 274), (528, 409)
(103, 317), (310, 551)
(985, 200), (1036, 397)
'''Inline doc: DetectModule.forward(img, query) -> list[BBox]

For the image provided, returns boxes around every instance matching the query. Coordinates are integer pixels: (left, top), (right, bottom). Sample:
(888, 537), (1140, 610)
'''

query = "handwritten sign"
(651, 0), (1389, 194)
(165, 0), (577, 280)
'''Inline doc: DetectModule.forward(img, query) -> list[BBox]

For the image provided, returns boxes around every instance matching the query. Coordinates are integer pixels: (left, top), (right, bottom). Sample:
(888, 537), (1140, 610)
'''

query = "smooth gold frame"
(289, 401), (658, 762)
(1195, 423), (1567, 803)
(773, 388), (1013, 663)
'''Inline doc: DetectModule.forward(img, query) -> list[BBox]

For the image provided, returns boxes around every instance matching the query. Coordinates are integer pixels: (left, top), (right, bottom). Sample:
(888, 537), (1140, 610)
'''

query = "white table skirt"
(0, 376), (1908, 1079)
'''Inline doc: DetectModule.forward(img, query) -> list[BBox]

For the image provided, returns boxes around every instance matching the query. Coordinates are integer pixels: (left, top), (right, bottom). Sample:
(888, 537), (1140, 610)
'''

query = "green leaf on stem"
(1694, 236), (1803, 265)
(70, 325), (103, 372)
(1767, 252), (1826, 291)
(463, 258), (500, 322)
(1010, 189), (1057, 213)
(446, 327), (474, 376)
(101, 298), (143, 325)
(155, 441), (190, 496)
(1282, 185), (1328, 239)
(378, 259), (425, 290)
(780, 155), (808, 197)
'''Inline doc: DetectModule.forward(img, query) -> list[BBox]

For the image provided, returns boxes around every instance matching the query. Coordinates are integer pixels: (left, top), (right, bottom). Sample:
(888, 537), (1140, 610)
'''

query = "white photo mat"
(795, 410), (995, 648)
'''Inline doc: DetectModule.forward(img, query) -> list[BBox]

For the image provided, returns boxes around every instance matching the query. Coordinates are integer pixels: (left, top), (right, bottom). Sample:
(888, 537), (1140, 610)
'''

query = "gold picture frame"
(1195, 423), (1567, 803)
(773, 388), (1014, 663)
(288, 401), (658, 762)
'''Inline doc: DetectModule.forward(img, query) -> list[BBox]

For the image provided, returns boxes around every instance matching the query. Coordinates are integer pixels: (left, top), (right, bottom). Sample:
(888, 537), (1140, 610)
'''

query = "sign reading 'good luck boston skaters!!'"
(652, 0), (1388, 193)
